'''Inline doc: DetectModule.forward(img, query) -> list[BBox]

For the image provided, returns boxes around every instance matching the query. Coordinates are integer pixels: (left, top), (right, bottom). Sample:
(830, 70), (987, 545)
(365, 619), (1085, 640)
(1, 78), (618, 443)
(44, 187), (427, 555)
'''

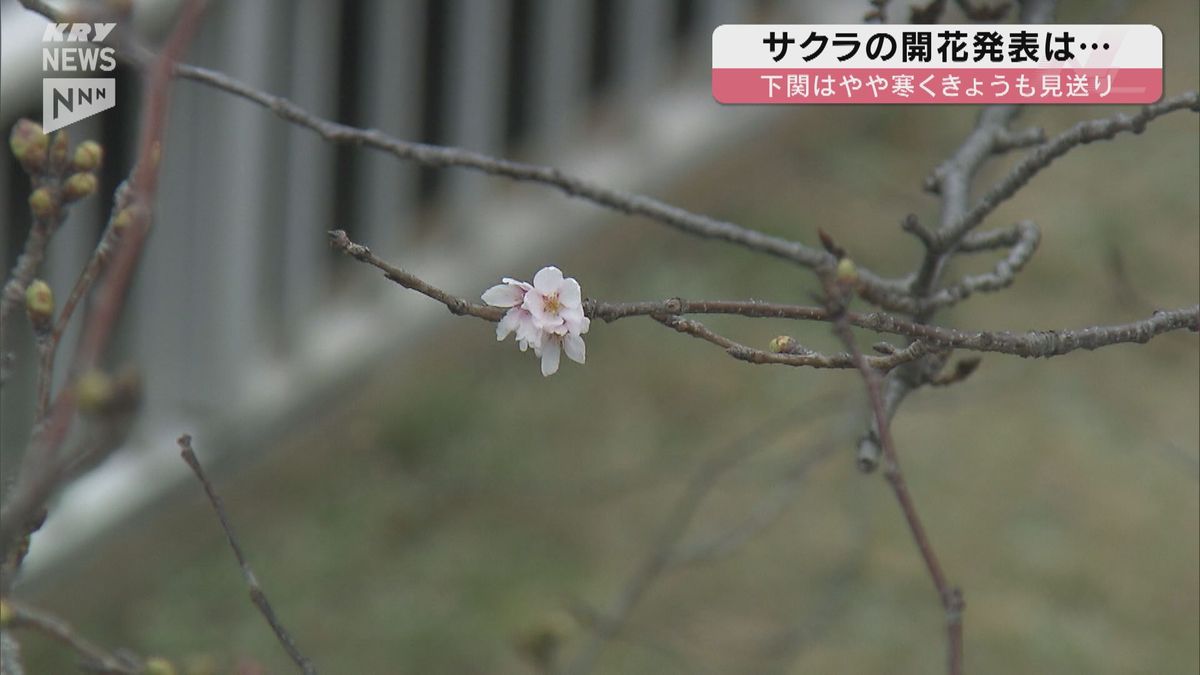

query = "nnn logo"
(42, 23), (118, 132)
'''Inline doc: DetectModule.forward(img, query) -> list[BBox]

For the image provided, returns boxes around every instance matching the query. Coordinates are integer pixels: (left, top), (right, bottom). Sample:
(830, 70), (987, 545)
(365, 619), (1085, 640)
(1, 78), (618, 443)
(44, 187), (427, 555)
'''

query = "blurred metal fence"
(1, 0), (772, 576)
(1, 0), (864, 576)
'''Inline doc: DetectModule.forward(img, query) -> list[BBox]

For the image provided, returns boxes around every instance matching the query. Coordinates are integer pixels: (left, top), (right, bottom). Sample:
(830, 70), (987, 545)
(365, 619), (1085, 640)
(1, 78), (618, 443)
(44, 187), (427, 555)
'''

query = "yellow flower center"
(542, 292), (562, 315)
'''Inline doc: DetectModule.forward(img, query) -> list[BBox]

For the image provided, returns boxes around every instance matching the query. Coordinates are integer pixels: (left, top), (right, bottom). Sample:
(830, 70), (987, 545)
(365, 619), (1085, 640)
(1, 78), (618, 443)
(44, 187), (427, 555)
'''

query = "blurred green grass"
(19, 1), (1199, 673)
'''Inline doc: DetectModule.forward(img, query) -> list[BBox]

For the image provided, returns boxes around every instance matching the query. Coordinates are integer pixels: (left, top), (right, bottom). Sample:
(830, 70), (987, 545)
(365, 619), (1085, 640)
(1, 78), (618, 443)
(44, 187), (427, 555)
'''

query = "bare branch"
(1, 598), (141, 674)
(938, 91), (1200, 248)
(331, 230), (1197, 362)
(822, 274), (963, 675)
(172, 69), (829, 269)
(928, 357), (983, 386)
(328, 230), (503, 321)
(0, 218), (54, 384)
(560, 406), (839, 675)
(668, 442), (838, 566)
(178, 436), (317, 675)
(864, 0), (891, 23)
(991, 126), (1046, 152)
(864, 304), (1198, 357)
(38, 183), (137, 417)
(652, 314), (932, 371)
(0, 631), (25, 675)
(915, 220), (1041, 312)
(0, 128), (78, 385)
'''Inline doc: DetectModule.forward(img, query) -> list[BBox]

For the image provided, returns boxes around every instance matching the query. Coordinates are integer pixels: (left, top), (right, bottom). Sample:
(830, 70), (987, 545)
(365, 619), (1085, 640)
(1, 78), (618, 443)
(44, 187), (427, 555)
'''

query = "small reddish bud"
(769, 335), (799, 353)
(71, 140), (104, 172)
(9, 119), (49, 173)
(144, 657), (178, 675)
(49, 130), (70, 169)
(112, 208), (134, 230)
(75, 369), (115, 414)
(28, 187), (57, 221)
(836, 257), (859, 285)
(63, 172), (98, 202)
(24, 279), (54, 331)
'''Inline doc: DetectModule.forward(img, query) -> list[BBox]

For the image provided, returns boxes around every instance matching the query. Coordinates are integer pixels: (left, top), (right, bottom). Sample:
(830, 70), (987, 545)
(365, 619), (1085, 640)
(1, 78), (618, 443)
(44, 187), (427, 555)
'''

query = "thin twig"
(668, 441), (839, 566)
(38, 184), (136, 418)
(177, 435), (317, 675)
(911, 220), (1041, 313)
(328, 230), (504, 321)
(2, 598), (141, 674)
(560, 405), (840, 675)
(825, 277), (963, 675)
(158, 61), (904, 308)
(330, 230), (1198, 362)
(937, 91), (1200, 249)
(652, 314), (932, 371)
(0, 143), (74, 386)
(177, 72), (815, 270)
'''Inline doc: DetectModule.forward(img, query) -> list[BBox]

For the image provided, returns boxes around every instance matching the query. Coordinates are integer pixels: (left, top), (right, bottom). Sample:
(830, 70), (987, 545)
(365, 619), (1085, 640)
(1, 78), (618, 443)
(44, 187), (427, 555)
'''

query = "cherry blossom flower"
(482, 278), (540, 351)
(525, 267), (589, 336)
(482, 266), (589, 376)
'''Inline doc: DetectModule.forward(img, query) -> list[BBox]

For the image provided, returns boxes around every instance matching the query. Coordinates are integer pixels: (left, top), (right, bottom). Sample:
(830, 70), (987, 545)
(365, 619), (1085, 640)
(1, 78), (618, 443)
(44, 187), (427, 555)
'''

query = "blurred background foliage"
(17, 0), (1199, 672)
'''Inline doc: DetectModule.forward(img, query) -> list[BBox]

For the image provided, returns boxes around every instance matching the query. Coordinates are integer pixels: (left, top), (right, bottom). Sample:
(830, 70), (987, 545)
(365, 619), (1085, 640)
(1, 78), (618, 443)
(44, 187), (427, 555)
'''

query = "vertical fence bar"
(179, 0), (277, 407)
(356, 0), (426, 260)
(526, 0), (590, 149)
(441, 0), (511, 222)
(692, 0), (746, 62)
(280, 0), (342, 345)
(612, 0), (672, 108)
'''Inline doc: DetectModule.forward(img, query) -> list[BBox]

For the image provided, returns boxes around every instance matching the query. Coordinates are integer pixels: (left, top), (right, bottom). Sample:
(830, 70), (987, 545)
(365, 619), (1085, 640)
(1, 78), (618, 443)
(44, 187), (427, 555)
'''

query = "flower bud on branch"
(48, 129), (70, 171)
(71, 140), (104, 172)
(9, 119), (49, 174)
(63, 172), (98, 202)
(24, 279), (54, 334)
(28, 187), (57, 222)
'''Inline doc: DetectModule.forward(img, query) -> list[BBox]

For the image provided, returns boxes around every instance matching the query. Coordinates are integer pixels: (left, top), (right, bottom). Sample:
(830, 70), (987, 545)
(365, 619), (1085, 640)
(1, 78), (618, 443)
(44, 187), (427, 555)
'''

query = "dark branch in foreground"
(822, 272), (964, 675)
(178, 436), (317, 675)
(2, 598), (141, 674)
(0, 0), (206, 571)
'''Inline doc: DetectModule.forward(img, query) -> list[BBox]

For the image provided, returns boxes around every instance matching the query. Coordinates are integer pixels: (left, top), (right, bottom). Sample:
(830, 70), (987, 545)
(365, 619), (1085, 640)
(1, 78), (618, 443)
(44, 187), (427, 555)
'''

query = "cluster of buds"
(482, 267), (590, 376)
(9, 119), (104, 222)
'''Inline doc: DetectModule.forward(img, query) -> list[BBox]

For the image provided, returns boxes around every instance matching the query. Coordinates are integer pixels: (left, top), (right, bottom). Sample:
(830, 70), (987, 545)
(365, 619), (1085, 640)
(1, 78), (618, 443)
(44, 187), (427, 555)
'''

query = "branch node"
(901, 214), (937, 249)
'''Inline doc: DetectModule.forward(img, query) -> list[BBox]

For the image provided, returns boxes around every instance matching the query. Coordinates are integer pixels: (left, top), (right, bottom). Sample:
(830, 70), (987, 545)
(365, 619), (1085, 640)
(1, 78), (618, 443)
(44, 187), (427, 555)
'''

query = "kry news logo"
(42, 22), (118, 132)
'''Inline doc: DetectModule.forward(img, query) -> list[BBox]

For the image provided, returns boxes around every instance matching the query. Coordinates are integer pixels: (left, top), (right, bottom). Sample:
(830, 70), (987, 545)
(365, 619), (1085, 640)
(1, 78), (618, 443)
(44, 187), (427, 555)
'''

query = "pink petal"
(501, 278), (532, 291)
(558, 277), (582, 305)
(540, 339), (561, 376)
(496, 309), (522, 340)
(516, 316), (543, 347)
(481, 283), (525, 307)
(563, 333), (586, 364)
(533, 266), (564, 292)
